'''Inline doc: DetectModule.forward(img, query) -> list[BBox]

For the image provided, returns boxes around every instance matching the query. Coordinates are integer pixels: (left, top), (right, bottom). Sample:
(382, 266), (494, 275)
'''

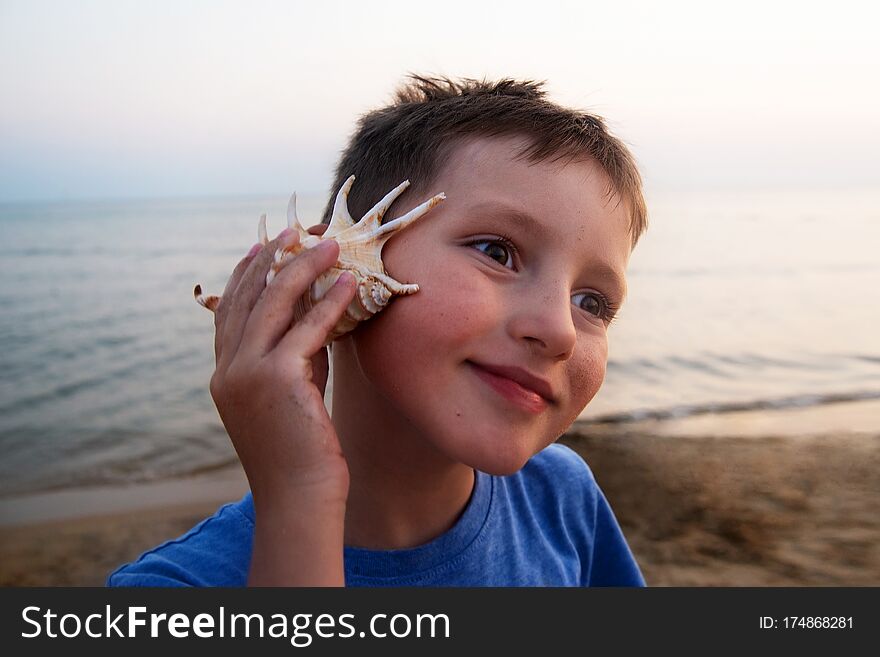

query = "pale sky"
(1, 0), (877, 201)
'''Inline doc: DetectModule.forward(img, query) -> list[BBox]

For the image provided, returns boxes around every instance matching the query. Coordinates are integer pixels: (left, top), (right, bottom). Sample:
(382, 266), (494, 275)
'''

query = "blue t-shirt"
(107, 443), (645, 587)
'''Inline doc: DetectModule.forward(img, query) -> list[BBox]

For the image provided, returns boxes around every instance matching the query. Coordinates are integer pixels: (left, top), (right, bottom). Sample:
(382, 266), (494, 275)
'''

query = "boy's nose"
(507, 288), (577, 361)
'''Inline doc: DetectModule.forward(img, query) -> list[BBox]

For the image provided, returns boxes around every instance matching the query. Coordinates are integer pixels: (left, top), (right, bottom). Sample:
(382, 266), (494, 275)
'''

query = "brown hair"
(321, 75), (647, 248)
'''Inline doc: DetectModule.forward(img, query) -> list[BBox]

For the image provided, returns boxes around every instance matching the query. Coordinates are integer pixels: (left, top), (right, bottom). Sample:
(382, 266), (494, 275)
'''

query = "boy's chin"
(433, 416), (563, 476)
(449, 442), (541, 477)
(474, 461), (530, 477)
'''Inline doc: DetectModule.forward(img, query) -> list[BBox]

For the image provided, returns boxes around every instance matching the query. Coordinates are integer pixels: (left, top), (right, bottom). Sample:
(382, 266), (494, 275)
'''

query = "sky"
(1, 0), (878, 201)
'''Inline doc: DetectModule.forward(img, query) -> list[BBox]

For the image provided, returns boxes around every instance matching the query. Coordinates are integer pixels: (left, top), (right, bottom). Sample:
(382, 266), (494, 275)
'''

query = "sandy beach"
(562, 412), (880, 586)
(0, 467), (250, 587)
(1, 401), (878, 587)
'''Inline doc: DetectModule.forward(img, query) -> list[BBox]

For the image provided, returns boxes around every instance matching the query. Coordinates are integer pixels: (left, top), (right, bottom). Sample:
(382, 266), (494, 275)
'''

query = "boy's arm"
(210, 226), (356, 587)
(248, 482), (348, 586)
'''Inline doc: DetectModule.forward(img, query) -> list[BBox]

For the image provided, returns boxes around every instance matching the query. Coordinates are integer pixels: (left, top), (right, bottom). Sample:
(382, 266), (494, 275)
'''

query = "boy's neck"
(330, 340), (476, 551)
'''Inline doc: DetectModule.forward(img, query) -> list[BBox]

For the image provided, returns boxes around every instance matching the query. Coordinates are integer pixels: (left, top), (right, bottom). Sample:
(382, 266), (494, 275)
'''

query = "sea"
(1, 188), (878, 498)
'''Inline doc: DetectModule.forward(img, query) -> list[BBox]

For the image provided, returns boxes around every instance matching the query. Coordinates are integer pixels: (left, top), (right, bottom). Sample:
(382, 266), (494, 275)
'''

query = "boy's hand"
(209, 222), (356, 502)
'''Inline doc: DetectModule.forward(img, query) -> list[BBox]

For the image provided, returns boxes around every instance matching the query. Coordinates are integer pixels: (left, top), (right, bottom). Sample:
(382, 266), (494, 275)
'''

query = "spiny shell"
(195, 175), (445, 344)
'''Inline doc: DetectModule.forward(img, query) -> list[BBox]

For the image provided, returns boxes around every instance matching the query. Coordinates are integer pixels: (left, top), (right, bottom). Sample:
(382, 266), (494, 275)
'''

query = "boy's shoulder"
(495, 442), (604, 546)
(518, 442), (600, 502)
(511, 442), (645, 586)
(106, 496), (254, 587)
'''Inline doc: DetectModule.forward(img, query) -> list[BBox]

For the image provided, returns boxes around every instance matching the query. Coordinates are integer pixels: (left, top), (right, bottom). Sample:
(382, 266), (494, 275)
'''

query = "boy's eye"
(469, 238), (617, 324)
(471, 239), (515, 268)
(571, 291), (607, 319)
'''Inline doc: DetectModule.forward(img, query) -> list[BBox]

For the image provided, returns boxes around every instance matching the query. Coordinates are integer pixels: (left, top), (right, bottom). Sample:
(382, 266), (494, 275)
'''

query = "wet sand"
(1, 402), (878, 586)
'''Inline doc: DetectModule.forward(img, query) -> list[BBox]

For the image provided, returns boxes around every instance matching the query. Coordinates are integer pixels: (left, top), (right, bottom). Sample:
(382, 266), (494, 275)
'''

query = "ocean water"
(0, 188), (878, 497)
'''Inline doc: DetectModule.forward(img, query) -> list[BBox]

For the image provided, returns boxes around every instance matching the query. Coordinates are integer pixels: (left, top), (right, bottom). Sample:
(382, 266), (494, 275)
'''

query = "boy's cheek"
(567, 341), (608, 415)
(351, 279), (499, 392)
(390, 274), (499, 344)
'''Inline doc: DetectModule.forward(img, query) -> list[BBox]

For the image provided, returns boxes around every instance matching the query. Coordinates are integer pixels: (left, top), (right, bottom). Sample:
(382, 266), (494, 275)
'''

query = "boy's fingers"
(222, 244), (263, 302)
(219, 232), (298, 368)
(214, 246), (263, 361)
(237, 239), (342, 358)
(308, 224), (329, 236)
(276, 272), (357, 359)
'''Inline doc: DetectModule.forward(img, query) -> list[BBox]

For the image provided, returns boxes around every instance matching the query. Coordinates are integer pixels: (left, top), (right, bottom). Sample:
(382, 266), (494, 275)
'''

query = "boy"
(107, 75), (648, 586)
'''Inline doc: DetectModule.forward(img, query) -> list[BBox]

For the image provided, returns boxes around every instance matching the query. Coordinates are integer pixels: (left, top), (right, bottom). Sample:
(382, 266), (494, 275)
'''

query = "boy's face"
(343, 135), (632, 475)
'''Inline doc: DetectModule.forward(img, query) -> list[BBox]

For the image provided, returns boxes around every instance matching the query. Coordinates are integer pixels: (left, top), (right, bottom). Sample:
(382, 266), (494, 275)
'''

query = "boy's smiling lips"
(466, 360), (557, 411)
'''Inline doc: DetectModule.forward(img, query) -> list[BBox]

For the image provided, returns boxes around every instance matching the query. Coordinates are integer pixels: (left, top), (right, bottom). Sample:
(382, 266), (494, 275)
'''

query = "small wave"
(851, 354), (880, 365)
(609, 351), (825, 377)
(0, 345), (200, 415)
(0, 446), (240, 499)
(581, 390), (880, 425)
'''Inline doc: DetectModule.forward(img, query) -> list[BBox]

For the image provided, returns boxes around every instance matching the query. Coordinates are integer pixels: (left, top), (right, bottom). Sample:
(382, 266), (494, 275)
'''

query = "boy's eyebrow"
(591, 265), (628, 303)
(468, 201), (551, 239)
(467, 201), (628, 301)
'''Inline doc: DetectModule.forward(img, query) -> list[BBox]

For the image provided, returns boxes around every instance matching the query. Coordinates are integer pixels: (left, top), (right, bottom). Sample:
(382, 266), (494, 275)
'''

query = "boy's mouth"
(466, 360), (555, 412)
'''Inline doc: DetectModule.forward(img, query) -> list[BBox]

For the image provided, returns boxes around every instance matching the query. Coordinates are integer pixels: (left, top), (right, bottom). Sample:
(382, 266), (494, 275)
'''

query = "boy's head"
(321, 75), (646, 249)
(327, 76), (646, 476)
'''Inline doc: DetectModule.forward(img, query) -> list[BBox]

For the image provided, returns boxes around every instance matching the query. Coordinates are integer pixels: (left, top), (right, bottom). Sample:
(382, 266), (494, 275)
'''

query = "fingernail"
(334, 271), (355, 287)
(317, 238), (337, 252)
(247, 243), (262, 257)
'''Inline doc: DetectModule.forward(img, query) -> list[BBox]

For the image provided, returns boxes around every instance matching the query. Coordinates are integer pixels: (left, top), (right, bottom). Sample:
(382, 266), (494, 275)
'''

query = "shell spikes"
(195, 176), (445, 345)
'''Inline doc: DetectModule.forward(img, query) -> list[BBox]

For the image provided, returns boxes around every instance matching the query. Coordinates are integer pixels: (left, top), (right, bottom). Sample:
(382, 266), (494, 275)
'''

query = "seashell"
(195, 175), (445, 344)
